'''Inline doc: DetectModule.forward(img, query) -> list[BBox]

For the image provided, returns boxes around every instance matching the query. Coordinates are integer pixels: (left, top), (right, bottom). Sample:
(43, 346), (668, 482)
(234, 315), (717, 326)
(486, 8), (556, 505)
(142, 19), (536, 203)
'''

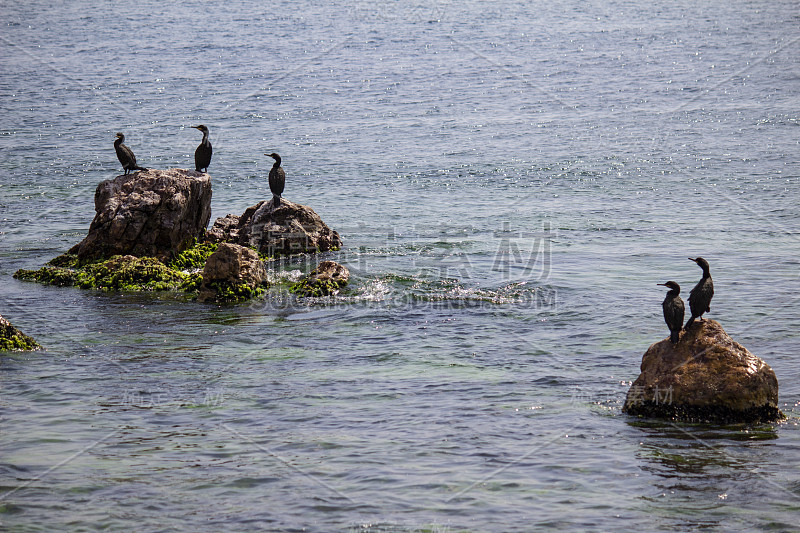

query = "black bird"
(192, 125), (212, 172)
(114, 133), (147, 175)
(685, 257), (714, 329)
(266, 152), (285, 206)
(658, 281), (685, 344)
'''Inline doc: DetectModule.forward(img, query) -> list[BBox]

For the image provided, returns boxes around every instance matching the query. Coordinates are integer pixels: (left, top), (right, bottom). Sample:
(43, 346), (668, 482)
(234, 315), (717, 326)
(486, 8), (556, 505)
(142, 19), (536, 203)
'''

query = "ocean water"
(1, 0), (799, 531)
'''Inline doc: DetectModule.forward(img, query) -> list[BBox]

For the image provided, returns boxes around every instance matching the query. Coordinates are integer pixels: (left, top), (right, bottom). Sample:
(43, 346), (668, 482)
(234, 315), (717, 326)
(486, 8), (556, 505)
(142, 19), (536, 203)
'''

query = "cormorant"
(192, 125), (212, 173)
(114, 133), (147, 175)
(658, 281), (685, 344)
(266, 152), (285, 206)
(685, 257), (714, 329)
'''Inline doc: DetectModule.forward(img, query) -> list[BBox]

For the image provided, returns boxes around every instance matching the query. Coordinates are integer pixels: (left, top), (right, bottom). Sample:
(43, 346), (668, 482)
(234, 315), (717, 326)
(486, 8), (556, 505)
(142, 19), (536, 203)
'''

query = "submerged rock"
(15, 255), (189, 292)
(199, 243), (267, 303)
(291, 260), (350, 297)
(623, 319), (782, 423)
(207, 198), (341, 256)
(0, 314), (42, 352)
(69, 168), (212, 262)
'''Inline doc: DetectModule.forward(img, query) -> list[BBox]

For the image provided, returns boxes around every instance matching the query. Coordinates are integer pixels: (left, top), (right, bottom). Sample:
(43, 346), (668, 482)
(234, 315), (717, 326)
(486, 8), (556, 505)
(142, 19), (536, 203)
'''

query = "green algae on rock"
(15, 255), (188, 292)
(202, 280), (265, 303)
(81, 256), (187, 292)
(0, 315), (42, 352)
(198, 243), (268, 303)
(290, 260), (350, 297)
(168, 241), (219, 272)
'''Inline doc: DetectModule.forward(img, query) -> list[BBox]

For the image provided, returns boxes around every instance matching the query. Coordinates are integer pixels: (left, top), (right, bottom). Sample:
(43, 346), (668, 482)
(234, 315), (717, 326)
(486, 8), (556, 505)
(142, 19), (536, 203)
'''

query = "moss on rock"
(15, 255), (189, 293)
(179, 272), (204, 293)
(169, 241), (219, 271)
(14, 266), (79, 287)
(47, 253), (80, 268)
(204, 281), (265, 303)
(290, 277), (342, 297)
(79, 256), (187, 291)
(290, 261), (350, 297)
(0, 315), (42, 352)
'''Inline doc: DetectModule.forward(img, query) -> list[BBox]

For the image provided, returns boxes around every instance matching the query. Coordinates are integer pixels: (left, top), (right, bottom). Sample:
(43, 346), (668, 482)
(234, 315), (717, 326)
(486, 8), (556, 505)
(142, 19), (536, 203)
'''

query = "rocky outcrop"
(291, 261), (350, 297)
(623, 319), (782, 423)
(69, 169), (212, 262)
(206, 199), (341, 256)
(0, 315), (41, 351)
(199, 243), (267, 303)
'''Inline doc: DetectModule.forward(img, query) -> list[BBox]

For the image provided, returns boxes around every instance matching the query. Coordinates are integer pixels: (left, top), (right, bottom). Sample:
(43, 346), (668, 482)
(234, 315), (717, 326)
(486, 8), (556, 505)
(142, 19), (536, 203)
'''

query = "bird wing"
(116, 144), (136, 167)
(663, 297), (685, 328)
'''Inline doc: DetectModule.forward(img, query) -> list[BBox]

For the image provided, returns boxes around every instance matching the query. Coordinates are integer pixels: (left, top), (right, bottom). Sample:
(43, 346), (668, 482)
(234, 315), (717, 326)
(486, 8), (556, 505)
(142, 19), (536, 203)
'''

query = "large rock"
(291, 260), (350, 297)
(1, 314), (41, 351)
(207, 199), (341, 256)
(198, 243), (267, 303)
(70, 169), (212, 262)
(623, 319), (782, 423)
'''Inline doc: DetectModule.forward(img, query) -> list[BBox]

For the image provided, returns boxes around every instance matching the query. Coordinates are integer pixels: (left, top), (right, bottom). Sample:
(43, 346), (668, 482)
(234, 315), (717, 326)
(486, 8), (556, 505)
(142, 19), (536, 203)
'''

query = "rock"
(0, 314), (42, 351)
(623, 319), (783, 423)
(208, 199), (341, 256)
(199, 243), (267, 303)
(291, 261), (350, 297)
(69, 168), (212, 262)
(84, 255), (188, 292)
(15, 255), (188, 292)
(205, 214), (241, 244)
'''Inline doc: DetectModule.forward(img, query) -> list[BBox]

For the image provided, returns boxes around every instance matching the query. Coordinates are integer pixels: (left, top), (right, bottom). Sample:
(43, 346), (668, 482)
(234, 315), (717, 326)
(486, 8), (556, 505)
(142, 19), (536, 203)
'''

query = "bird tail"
(670, 330), (680, 344)
(134, 165), (147, 171)
(684, 317), (695, 330)
(273, 194), (281, 206)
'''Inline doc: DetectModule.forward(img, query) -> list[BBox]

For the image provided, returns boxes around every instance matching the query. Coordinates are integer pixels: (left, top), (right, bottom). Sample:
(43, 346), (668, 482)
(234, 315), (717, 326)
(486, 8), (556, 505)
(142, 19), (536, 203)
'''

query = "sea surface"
(1, 1), (799, 531)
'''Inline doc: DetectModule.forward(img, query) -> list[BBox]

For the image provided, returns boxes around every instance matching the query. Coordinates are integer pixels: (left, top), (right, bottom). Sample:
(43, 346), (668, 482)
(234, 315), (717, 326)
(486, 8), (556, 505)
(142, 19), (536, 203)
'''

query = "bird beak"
(657, 283), (666, 286)
(688, 257), (696, 262)
(191, 126), (200, 130)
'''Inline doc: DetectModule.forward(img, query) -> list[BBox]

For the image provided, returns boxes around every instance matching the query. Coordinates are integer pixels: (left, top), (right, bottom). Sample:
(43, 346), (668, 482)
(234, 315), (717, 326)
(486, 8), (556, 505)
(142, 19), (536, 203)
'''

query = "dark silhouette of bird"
(114, 133), (147, 175)
(685, 257), (714, 329)
(658, 281), (685, 344)
(266, 152), (285, 206)
(192, 125), (212, 172)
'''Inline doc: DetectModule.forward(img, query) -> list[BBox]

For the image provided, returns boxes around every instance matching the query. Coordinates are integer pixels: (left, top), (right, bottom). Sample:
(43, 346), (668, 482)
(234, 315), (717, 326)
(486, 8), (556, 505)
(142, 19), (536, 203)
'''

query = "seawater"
(1, 0), (799, 531)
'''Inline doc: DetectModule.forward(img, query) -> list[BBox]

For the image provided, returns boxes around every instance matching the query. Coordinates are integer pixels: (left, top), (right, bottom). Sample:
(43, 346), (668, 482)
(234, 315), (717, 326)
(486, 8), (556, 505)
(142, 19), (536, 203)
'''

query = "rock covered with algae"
(290, 260), (350, 297)
(0, 314), (42, 352)
(623, 319), (782, 423)
(198, 243), (268, 303)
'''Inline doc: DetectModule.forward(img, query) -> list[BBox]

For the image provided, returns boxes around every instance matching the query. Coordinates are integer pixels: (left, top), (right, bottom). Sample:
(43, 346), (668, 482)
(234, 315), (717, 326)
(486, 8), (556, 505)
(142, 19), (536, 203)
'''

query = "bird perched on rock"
(685, 257), (714, 329)
(192, 125), (212, 173)
(114, 133), (147, 175)
(266, 152), (285, 206)
(658, 281), (685, 344)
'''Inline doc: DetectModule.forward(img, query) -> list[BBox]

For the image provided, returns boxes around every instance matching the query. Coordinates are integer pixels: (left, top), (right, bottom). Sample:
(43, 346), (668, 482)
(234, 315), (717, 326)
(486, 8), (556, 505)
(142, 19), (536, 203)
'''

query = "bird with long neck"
(685, 257), (714, 329)
(658, 281), (685, 344)
(192, 125), (212, 173)
(114, 133), (147, 175)
(266, 152), (285, 206)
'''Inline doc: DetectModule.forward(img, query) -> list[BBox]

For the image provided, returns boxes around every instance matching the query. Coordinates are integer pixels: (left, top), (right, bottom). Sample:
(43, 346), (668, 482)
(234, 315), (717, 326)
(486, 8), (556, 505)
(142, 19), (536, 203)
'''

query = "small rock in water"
(291, 261), (350, 297)
(199, 243), (267, 303)
(623, 319), (783, 423)
(0, 314), (42, 351)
